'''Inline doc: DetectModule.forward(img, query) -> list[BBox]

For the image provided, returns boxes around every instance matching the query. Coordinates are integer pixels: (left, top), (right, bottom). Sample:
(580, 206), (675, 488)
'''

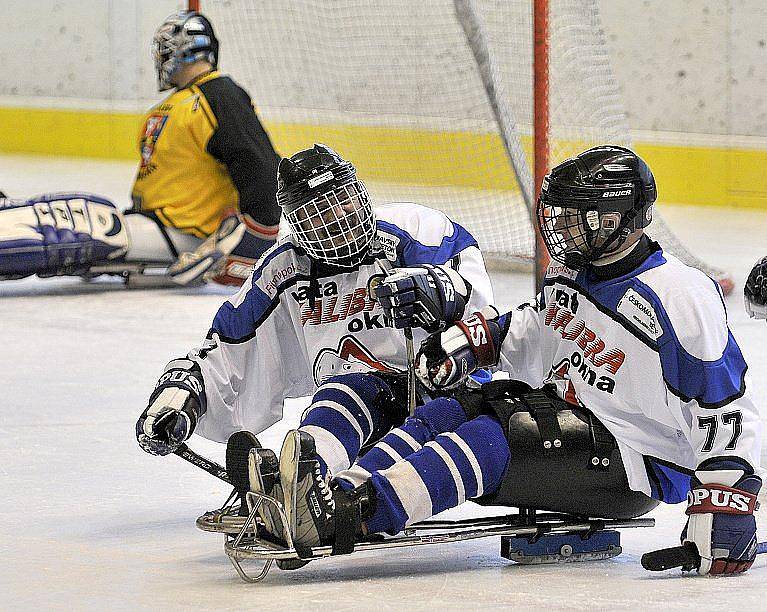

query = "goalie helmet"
(277, 144), (376, 268)
(152, 11), (219, 92)
(537, 145), (657, 269)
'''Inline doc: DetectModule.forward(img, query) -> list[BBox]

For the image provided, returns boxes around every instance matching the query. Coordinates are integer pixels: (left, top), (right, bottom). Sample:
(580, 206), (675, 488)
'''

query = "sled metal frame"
(223, 490), (655, 583)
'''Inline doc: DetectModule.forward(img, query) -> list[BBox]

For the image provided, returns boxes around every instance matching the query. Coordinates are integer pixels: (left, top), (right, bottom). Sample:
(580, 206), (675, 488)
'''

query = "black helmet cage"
(277, 145), (376, 268)
(536, 146), (657, 269)
(153, 11), (219, 92)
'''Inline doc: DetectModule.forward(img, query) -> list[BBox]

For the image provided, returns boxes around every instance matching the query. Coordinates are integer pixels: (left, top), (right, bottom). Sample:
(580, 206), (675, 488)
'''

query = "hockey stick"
(641, 541), (767, 572)
(404, 326), (417, 416)
(174, 443), (231, 485)
(373, 258), (418, 415)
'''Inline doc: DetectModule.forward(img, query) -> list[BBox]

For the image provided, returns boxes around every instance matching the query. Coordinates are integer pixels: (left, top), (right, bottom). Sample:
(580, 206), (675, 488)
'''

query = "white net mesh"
(203, 0), (728, 283)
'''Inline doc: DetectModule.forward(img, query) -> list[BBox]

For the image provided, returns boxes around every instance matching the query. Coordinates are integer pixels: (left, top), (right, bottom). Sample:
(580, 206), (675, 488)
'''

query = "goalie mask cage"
(192, 0), (732, 292)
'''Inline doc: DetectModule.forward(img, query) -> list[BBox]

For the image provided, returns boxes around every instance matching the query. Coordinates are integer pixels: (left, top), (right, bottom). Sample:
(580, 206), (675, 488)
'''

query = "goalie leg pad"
(0, 193), (129, 279)
(475, 382), (659, 519)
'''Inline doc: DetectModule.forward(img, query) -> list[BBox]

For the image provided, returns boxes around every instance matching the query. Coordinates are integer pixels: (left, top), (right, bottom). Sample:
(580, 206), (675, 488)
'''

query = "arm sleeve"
(190, 248), (315, 442)
(653, 282), (762, 472)
(494, 296), (546, 386)
(198, 76), (282, 226)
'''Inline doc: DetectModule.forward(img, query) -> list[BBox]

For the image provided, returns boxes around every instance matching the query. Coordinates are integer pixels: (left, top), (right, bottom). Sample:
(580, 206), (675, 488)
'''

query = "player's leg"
(167, 210), (280, 286)
(121, 211), (202, 264)
(295, 372), (402, 478)
(364, 414), (510, 535)
(334, 396), (470, 488)
(276, 412), (509, 551)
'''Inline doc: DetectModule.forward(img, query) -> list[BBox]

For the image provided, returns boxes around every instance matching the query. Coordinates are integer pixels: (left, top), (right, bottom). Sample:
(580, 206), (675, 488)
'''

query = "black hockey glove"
(135, 358), (207, 456)
(415, 307), (501, 390)
(376, 265), (471, 333)
(745, 255), (767, 320)
(680, 459), (761, 575)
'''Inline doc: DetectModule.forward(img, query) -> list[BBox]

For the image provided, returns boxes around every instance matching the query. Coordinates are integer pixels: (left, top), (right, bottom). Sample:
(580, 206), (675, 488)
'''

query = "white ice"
(1, 154), (766, 611)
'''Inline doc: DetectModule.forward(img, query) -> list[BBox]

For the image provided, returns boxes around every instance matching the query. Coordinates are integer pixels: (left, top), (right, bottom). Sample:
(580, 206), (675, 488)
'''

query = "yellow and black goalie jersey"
(131, 71), (281, 238)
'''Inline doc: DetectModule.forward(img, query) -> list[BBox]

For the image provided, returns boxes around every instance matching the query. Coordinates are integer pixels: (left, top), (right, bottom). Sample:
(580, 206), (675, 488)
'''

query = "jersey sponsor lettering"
(543, 297), (626, 375)
(617, 288), (662, 340)
(296, 281), (381, 330)
(262, 263), (297, 298)
(375, 231), (400, 260)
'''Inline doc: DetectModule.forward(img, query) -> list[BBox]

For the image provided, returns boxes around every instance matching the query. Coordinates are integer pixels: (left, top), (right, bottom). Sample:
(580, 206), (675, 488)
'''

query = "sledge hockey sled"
(197, 489), (653, 583)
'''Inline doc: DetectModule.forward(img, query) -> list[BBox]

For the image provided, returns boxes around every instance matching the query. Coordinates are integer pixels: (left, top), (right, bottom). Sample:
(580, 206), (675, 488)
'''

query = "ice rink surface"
(1, 154), (766, 610)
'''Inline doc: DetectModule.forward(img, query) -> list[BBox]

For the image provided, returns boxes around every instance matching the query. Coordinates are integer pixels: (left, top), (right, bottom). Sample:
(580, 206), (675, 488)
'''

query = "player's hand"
(136, 359), (206, 456)
(415, 307), (500, 390)
(745, 256), (767, 320)
(376, 265), (470, 333)
(681, 464), (761, 575)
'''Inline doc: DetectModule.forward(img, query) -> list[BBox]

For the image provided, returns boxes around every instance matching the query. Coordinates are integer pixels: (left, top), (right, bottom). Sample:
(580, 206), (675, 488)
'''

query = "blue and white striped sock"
(335, 396), (468, 488)
(365, 415), (510, 535)
(299, 373), (390, 477)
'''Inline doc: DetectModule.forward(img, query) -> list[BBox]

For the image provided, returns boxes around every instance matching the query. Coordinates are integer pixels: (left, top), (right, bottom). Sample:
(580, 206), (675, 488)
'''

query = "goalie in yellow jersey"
(0, 10), (281, 287)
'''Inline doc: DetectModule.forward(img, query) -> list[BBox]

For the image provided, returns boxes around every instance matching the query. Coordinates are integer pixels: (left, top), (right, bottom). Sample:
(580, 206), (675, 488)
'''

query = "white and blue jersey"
(495, 242), (762, 501)
(190, 203), (494, 442)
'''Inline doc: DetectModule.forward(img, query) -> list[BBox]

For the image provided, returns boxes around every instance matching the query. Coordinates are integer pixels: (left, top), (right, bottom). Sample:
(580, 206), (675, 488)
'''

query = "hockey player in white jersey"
(276, 146), (762, 576)
(135, 145), (494, 538)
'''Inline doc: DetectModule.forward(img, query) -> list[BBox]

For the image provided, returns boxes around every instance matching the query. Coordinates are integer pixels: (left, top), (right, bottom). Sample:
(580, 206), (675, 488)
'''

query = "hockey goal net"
(196, 0), (732, 292)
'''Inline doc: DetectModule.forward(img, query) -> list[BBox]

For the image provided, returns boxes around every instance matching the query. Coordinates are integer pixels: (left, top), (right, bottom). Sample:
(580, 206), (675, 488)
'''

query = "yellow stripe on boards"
(0, 107), (141, 159)
(0, 105), (765, 209)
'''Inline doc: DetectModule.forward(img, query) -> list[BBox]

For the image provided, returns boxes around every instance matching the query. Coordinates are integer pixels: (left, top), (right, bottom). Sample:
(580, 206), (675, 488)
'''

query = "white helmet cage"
(152, 11), (218, 92)
(278, 145), (376, 268)
(284, 181), (375, 267)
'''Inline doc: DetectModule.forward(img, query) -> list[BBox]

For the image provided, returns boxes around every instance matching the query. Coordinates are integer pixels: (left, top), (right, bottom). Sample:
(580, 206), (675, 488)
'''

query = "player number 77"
(697, 411), (742, 452)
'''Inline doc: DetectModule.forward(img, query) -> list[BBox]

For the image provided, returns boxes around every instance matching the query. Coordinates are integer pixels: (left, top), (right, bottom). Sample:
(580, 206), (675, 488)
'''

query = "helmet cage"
(537, 178), (647, 269)
(152, 12), (218, 91)
(284, 180), (376, 268)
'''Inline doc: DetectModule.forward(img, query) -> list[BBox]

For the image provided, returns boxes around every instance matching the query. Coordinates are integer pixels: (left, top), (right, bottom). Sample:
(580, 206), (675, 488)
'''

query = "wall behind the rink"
(0, 0), (180, 158)
(0, 0), (765, 208)
(599, 0), (767, 209)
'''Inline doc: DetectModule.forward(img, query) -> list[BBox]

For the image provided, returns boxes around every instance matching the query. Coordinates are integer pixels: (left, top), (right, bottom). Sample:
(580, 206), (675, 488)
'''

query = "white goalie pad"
(0, 193), (130, 279)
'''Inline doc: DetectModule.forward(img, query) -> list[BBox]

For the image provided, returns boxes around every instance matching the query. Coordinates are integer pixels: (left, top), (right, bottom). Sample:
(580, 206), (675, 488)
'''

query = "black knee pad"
(475, 383), (658, 519)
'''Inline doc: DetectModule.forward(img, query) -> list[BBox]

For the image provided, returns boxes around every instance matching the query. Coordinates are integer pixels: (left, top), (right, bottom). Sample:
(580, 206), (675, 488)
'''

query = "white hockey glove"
(376, 265), (471, 333)
(415, 306), (500, 390)
(135, 359), (206, 456)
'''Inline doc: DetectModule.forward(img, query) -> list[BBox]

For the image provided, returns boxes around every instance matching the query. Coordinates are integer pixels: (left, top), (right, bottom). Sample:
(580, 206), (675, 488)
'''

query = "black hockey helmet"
(536, 145), (657, 269)
(153, 11), (219, 92)
(277, 144), (375, 267)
